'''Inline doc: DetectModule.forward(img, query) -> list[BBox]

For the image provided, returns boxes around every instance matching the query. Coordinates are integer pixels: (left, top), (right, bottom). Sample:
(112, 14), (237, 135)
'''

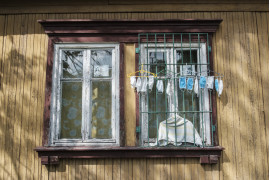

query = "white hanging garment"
(140, 77), (148, 93)
(157, 115), (202, 147)
(130, 76), (137, 88)
(136, 77), (142, 92)
(207, 76), (214, 89)
(194, 77), (199, 96)
(148, 76), (154, 90)
(218, 79), (223, 97)
(156, 80), (164, 93)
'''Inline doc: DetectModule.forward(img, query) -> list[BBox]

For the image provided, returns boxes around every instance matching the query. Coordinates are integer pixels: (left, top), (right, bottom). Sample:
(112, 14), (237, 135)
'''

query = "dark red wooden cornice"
(38, 19), (223, 36)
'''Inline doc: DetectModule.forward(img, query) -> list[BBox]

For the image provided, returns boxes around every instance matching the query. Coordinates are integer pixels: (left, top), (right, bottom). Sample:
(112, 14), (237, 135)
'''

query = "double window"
(50, 44), (120, 146)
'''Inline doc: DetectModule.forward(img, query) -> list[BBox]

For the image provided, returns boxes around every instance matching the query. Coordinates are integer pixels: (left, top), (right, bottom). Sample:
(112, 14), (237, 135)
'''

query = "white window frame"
(140, 43), (211, 146)
(49, 43), (120, 146)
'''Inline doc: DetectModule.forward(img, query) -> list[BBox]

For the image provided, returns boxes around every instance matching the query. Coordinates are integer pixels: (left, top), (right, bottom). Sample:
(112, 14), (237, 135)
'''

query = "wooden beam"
(0, 3), (268, 14)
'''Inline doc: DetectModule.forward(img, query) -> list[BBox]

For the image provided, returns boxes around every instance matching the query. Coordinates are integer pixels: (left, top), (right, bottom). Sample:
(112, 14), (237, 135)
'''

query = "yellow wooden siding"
(0, 12), (268, 180)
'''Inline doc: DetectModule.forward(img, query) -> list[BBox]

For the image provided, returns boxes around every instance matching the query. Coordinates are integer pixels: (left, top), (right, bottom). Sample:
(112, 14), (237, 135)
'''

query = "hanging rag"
(194, 77), (199, 96)
(136, 77), (142, 92)
(148, 76), (154, 90)
(199, 76), (206, 89)
(187, 78), (194, 91)
(157, 115), (202, 146)
(156, 80), (164, 93)
(218, 79), (223, 97)
(207, 76), (214, 89)
(179, 77), (186, 89)
(140, 77), (148, 93)
(130, 76), (136, 88)
(215, 78), (219, 92)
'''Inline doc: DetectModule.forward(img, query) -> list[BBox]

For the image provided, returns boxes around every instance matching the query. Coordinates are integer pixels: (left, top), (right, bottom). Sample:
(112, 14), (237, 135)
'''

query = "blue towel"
(199, 76), (206, 88)
(187, 78), (193, 90)
(215, 79), (219, 91)
(179, 77), (186, 89)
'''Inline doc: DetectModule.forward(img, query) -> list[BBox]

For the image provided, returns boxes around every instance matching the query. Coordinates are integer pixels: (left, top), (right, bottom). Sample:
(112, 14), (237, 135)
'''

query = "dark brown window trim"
(35, 146), (224, 165)
(36, 19), (223, 165)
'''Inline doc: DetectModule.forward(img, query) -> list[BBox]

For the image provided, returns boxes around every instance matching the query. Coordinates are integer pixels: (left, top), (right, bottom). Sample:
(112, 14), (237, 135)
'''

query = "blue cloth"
(199, 76), (206, 88)
(179, 77), (186, 89)
(187, 78), (193, 90)
(215, 79), (219, 91)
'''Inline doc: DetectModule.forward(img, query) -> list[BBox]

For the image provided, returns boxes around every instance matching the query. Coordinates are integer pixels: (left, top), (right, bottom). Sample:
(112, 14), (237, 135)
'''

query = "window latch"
(135, 48), (140, 54)
(136, 126), (141, 133)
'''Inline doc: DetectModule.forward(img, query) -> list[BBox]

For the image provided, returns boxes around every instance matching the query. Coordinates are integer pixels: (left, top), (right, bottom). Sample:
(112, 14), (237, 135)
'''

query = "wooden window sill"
(35, 146), (224, 165)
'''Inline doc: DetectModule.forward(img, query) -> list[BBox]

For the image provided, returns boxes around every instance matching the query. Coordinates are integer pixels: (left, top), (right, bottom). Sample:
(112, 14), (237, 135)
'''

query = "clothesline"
(130, 75), (223, 97)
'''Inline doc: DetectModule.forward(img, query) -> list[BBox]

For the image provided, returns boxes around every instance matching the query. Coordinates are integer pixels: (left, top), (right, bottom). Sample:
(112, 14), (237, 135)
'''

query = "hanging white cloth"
(148, 76), (154, 90)
(140, 77), (148, 93)
(194, 77), (199, 97)
(218, 79), (223, 97)
(130, 76), (137, 88)
(136, 77), (142, 92)
(157, 115), (202, 146)
(156, 80), (164, 93)
(207, 76), (214, 89)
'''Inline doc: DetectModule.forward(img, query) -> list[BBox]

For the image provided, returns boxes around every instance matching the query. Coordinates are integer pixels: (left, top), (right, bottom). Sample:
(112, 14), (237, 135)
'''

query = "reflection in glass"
(91, 50), (112, 78)
(91, 81), (112, 139)
(149, 52), (166, 75)
(177, 50), (197, 75)
(60, 82), (82, 139)
(62, 50), (83, 78)
(148, 80), (167, 138)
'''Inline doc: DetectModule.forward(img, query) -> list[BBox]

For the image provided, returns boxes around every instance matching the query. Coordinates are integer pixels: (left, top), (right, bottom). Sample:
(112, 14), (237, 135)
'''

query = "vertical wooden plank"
(88, 159), (97, 180)
(112, 159), (121, 180)
(97, 159), (105, 180)
(0, 14), (6, 180)
(256, 12), (269, 180)
(1, 14), (15, 180)
(68, 159), (76, 180)
(177, 158), (185, 180)
(124, 43), (136, 146)
(120, 159), (131, 180)
(105, 159), (113, 180)
(146, 159), (154, 180)
(160, 158), (170, 180)
(170, 158), (177, 180)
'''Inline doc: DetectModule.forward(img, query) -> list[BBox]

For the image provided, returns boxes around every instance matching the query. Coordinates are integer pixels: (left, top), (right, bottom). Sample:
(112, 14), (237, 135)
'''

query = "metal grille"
(137, 33), (216, 148)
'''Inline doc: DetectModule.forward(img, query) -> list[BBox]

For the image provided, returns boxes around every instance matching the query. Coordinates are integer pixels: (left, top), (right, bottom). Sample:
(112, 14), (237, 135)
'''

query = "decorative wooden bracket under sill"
(35, 146), (224, 165)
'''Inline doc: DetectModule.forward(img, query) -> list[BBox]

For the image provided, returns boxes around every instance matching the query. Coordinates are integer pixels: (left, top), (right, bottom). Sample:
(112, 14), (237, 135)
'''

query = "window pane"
(91, 81), (112, 139)
(177, 50), (197, 75)
(177, 80), (200, 134)
(148, 80), (167, 138)
(91, 50), (112, 78)
(62, 50), (83, 78)
(60, 82), (82, 139)
(149, 52), (166, 75)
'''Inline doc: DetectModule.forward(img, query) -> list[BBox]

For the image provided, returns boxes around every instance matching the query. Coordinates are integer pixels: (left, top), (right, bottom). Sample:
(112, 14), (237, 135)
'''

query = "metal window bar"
(138, 33), (215, 148)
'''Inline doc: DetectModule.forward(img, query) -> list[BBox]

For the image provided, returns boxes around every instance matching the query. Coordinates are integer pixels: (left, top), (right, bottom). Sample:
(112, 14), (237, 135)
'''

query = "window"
(36, 19), (223, 165)
(139, 34), (212, 147)
(49, 44), (120, 146)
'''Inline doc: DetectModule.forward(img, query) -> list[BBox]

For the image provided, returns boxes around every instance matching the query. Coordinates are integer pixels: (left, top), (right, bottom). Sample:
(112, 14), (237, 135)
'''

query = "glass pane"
(60, 82), (82, 139)
(91, 50), (112, 78)
(177, 80), (200, 134)
(61, 50), (83, 78)
(176, 50), (197, 75)
(148, 80), (167, 138)
(149, 51), (166, 75)
(91, 81), (112, 139)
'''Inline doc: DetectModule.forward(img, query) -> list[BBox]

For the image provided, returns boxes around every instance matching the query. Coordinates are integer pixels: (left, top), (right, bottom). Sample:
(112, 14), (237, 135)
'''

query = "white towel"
(140, 78), (148, 93)
(218, 79), (223, 97)
(156, 80), (164, 93)
(136, 78), (142, 92)
(194, 77), (199, 96)
(148, 76), (154, 90)
(130, 76), (136, 88)
(207, 76), (214, 89)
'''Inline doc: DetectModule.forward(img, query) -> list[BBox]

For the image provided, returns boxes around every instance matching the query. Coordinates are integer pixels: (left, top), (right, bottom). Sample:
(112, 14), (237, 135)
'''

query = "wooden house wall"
(0, 12), (268, 179)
